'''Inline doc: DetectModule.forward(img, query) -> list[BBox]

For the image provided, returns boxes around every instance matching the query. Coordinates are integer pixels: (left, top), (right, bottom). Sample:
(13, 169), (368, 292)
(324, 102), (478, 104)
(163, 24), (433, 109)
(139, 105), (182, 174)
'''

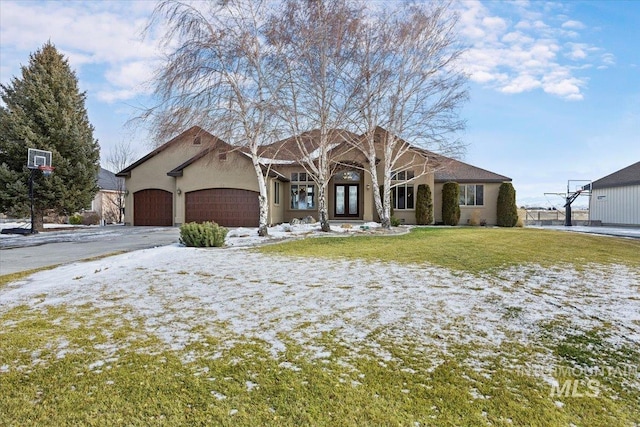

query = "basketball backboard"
(27, 148), (52, 169)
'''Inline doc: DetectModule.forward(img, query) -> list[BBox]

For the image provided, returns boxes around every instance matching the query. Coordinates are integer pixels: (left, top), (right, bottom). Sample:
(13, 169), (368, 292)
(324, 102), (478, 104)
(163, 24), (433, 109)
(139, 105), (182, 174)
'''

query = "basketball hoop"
(39, 165), (55, 177)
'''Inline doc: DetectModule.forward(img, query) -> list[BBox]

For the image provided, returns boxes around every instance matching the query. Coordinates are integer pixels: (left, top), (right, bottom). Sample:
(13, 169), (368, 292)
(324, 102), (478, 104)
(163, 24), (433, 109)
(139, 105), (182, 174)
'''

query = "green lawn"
(257, 227), (640, 273)
(1, 227), (639, 426)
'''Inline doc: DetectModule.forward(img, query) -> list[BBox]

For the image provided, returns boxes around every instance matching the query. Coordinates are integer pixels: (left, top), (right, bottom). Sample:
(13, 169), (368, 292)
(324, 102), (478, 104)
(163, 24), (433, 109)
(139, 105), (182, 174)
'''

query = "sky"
(1, 0), (639, 207)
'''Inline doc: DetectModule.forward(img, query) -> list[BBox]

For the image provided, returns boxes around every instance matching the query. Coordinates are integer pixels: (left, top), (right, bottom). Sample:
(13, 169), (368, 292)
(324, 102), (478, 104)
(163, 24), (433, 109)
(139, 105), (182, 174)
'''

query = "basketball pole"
(29, 168), (36, 234)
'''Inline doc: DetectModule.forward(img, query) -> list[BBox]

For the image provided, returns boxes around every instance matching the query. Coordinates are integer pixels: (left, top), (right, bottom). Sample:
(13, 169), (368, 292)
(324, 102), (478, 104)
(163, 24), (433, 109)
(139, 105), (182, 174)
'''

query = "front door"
(335, 184), (359, 217)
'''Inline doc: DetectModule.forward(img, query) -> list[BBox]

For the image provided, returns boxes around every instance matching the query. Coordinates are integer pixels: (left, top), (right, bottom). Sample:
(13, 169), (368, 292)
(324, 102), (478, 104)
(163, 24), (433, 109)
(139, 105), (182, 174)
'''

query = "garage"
(134, 189), (173, 226)
(186, 188), (259, 227)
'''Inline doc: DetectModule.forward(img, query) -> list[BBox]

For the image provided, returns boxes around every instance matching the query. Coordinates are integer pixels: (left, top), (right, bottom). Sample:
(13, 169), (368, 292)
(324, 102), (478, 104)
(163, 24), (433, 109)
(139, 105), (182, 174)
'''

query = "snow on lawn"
(1, 240), (638, 373)
(226, 222), (385, 247)
(0, 221), (384, 249)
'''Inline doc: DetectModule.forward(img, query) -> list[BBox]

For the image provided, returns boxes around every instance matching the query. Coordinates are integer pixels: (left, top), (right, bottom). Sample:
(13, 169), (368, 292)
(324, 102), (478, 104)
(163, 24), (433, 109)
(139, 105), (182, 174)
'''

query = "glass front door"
(335, 184), (359, 217)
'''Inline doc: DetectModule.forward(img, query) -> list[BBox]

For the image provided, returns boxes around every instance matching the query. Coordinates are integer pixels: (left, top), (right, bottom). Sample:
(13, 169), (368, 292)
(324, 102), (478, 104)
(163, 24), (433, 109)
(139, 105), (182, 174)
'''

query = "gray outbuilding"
(589, 161), (640, 226)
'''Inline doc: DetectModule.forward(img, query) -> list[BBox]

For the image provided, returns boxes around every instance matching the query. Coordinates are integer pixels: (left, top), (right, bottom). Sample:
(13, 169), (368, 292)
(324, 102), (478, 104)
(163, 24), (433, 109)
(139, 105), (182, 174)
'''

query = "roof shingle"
(591, 161), (640, 189)
(434, 158), (511, 183)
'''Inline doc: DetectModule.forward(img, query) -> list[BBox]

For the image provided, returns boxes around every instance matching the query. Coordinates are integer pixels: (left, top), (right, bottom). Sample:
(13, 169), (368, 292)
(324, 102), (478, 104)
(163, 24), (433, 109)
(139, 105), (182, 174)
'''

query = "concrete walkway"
(0, 226), (180, 276)
(529, 225), (640, 239)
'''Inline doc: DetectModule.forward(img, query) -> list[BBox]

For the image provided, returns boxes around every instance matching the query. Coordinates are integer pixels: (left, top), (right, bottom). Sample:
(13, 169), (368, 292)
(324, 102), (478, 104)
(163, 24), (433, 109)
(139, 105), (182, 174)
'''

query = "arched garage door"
(186, 188), (259, 227)
(134, 189), (173, 226)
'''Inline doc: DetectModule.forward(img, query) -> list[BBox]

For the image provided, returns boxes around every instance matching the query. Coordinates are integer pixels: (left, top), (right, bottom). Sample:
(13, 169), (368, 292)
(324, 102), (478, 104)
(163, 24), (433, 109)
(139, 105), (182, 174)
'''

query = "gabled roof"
(166, 144), (288, 181)
(118, 125), (510, 184)
(434, 158), (511, 183)
(258, 129), (360, 161)
(591, 161), (640, 189)
(97, 167), (122, 191)
(166, 134), (236, 177)
(167, 146), (218, 177)
(116, 126), (217, 177)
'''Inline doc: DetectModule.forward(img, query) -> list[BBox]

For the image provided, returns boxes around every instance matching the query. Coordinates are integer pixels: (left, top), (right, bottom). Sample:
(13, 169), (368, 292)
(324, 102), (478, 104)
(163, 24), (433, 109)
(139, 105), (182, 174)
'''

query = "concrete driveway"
(0, 226), (180, 276)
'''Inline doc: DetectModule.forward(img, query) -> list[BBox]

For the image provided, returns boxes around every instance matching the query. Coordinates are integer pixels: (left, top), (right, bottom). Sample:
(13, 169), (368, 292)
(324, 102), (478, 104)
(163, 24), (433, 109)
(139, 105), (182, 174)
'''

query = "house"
(588, 161), (640, 226)
(433, 157), (512, 226)
(91, 167), (125, 224)
(116, 127), (512, 227)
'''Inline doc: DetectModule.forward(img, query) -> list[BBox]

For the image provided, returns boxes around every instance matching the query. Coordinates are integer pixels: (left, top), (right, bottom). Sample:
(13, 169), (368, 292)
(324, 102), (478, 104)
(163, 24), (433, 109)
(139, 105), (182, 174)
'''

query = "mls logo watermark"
(549, 379), (600, 398)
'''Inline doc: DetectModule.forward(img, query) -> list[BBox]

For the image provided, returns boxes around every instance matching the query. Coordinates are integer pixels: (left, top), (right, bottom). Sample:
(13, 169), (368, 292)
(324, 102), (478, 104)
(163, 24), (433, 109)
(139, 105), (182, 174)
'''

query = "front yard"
(1, 228), (639, 426)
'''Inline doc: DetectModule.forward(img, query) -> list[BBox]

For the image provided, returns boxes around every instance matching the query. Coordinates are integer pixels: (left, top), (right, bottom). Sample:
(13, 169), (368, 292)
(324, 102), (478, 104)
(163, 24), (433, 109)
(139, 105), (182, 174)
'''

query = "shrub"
(179, 221), (228, 247)
(81, 212), (100, 226)
(497, 182), (518, 227)
(468, 209), (481, 226)
(415, 184), (433, 225)
(442, 182), (460, 226)
(69, 214), (82, 225)
(390, 216), (402, 227)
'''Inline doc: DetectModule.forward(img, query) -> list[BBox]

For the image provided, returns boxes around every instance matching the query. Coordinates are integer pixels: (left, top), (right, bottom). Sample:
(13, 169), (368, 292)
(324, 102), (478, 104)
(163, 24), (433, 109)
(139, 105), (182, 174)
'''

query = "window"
(391, 170), (415, 181)
(459, 184), (484, 206)
(338, 171), (360, 181)
(273, 181), (280, 205)
(392, 170), (414, 210)
(291, 172), (315, 210)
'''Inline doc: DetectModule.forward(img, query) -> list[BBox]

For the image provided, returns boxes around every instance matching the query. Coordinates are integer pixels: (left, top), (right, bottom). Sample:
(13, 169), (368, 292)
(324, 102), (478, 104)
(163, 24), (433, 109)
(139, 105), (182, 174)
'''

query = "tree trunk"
(33, 208), (45, 232)
(253, 160), (269, 237)
(318, 184), (330, 232)
(118, 194), (124, 224)
(381, 176), (392, 230)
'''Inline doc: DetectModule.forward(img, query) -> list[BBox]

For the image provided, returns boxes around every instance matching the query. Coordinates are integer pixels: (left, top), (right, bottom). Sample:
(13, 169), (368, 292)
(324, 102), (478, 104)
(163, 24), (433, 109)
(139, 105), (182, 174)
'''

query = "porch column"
(363, 173), (374, 222)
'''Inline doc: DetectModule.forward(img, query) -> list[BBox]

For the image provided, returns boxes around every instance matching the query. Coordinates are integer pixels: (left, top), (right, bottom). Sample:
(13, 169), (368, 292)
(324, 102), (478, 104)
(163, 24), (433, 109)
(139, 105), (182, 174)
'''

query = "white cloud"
(542, 78), (583, 100)
(0, 1), (160, 103)
(501, 31), (534, 44)
(601, 53), (616, 66)
(500, 74), (541, 93)
(562, 20), (586, 30)
(482, 16), (508, 34)
(565, 43), (589, 60)
(458, 1), (607, 101)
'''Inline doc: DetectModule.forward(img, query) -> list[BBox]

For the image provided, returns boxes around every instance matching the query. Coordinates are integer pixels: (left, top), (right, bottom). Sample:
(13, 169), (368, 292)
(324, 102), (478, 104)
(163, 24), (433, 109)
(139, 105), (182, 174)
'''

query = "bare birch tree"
(105, 140), (136, 224)
(146, 0), (285, 236)
(347, 1), (468, 228)
(266, 0), (362, 232)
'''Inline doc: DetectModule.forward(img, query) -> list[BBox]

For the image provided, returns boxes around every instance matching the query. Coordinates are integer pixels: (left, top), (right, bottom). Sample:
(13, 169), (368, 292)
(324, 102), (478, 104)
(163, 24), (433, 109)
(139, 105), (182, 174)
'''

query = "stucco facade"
(433, 182), (503, 226)
(118, 127), (512, 227)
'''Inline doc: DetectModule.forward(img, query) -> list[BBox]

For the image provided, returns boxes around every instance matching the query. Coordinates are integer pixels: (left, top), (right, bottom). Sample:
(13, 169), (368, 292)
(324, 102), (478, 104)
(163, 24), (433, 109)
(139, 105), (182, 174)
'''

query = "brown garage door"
(186, 188), (259, 227)
(134, 189), (173, 226)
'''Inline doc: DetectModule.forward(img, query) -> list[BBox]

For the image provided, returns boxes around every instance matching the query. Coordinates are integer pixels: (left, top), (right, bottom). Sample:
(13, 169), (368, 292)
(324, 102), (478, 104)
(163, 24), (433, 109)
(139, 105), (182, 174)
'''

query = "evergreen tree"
(497, 182), (518, 227)
(442, 182), (460, 226)
(415, 184), (433, 225)
(0, 42), (99, 230)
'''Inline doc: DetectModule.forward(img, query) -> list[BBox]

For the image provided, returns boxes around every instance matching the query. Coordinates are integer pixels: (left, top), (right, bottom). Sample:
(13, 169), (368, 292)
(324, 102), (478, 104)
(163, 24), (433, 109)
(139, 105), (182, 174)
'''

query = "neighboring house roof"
(98, 167), (123, 191)
(434, 158), (511, 183)
(591, 161), (640, 189)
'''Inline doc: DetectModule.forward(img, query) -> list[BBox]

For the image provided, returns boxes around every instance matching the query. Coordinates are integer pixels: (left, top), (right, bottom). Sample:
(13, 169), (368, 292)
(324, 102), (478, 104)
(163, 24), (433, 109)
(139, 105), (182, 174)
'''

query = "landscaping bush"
(442, 182), (460, 226)
(69, 214), (82, 225)
(390, 216), (402, 227)
(415, 184), (433, 225)
(497, 182), (518, 227)
(468, 209), (481, 226)
(179, 222), (228, 247)
(81, 212), (100, 226)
